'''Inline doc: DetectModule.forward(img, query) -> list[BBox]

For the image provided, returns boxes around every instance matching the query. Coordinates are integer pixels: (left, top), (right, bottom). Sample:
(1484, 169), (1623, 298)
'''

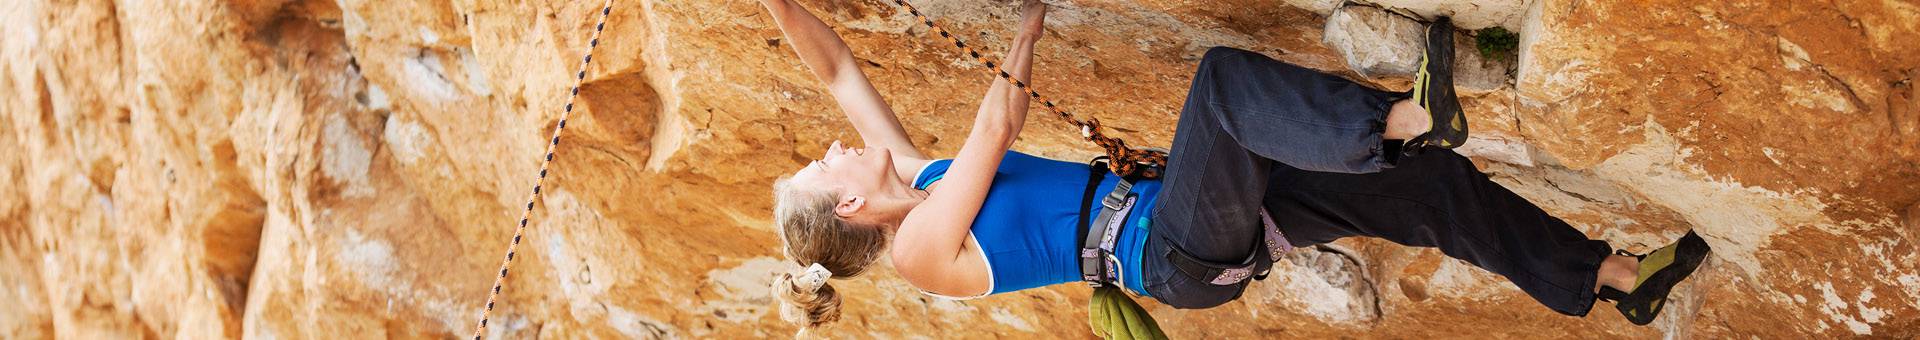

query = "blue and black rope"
(471, 1), (613, 339)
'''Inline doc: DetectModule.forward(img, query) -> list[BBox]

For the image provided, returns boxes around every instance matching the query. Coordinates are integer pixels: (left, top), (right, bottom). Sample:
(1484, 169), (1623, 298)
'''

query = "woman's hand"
(760, 0), (927, 160)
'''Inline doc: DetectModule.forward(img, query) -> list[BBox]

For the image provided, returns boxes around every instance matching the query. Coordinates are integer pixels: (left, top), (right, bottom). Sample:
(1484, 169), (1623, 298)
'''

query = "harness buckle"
(1080, 178), (1138, 289)
(1100, 180), (1131, 210)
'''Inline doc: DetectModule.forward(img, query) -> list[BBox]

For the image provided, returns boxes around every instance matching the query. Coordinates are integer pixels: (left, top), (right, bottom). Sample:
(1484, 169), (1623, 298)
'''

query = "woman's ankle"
(1597, 254), (1640, 293)
(1383, 100), (1431, 140)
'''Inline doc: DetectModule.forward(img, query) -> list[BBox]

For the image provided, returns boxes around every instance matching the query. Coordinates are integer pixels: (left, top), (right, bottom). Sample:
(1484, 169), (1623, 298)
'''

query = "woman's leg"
(1144, 49), (1277, 308)
(1147, 47), (1425, 309)
(1184, 46), (1409, 174)
(1262, 150), (1613, 316)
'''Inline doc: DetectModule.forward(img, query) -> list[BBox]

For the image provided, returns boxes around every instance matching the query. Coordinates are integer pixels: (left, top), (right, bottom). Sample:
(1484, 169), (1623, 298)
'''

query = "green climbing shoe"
(1406, 16), (1468, 152)
(1597, 230), (1713, 326)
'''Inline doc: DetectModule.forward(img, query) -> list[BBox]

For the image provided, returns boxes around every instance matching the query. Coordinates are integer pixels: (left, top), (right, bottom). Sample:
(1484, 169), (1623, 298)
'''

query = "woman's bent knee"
(1199, 46), (1256, 70)
(1191, 47), (1260, 99)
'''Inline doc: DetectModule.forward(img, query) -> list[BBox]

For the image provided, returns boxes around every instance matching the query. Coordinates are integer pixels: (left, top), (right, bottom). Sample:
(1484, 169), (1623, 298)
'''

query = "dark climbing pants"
(1143, 47), (1612, 317)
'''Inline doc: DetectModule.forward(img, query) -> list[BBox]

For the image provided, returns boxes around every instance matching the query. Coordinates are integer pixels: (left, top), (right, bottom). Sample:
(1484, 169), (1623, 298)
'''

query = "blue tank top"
(911, 151), (1160, 297)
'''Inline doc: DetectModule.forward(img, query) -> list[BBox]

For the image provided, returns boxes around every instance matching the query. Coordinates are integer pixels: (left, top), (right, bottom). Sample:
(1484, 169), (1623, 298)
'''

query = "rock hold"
(1323, 5), (1425, 78)
(1291, 0), (1531, 30)
(1323, 3), (1513, 94)
(1279, 244), (1382, 324)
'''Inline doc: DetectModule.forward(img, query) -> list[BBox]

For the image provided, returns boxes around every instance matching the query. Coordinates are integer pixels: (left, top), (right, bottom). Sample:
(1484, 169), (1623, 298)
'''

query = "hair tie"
(794, 263), (832, 293)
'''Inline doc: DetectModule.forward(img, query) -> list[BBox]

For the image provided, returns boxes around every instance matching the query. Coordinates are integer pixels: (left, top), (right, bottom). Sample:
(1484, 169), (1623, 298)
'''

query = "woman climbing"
(758, 0), (1713, 334)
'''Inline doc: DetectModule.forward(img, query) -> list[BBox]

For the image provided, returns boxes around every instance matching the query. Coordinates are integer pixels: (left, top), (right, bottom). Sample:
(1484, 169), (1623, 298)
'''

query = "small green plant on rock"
(1475, 27), (1519, 63)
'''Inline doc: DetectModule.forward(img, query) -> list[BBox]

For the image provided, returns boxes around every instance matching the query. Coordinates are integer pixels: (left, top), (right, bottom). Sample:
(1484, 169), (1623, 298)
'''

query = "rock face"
(1323, 4), (1428, 78)
(1321, 3), (1513, 93)
(2, 0), (1917, 339)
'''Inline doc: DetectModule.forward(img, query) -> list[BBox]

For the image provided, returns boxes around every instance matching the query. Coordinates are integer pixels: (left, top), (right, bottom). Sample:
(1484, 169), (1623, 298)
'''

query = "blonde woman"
(760, 0), (1711, 332)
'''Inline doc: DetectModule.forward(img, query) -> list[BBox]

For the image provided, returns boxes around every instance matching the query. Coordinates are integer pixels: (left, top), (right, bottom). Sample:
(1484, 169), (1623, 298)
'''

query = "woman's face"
(791, 140), (898, 210)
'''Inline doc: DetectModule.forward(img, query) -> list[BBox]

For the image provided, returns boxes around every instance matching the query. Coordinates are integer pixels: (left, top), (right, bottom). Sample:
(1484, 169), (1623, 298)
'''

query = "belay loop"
(889, 0), (1167, 179)
(469, 1), (614, 339)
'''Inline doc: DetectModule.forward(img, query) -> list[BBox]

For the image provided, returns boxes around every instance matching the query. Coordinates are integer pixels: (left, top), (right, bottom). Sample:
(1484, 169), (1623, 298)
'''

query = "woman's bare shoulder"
(891, 232), (992, 297)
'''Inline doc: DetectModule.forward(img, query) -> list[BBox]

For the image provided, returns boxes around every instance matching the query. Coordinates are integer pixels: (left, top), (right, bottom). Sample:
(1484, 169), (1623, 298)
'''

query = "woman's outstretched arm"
(760, 0), (926, 159)
(894, 0), (1047, 296)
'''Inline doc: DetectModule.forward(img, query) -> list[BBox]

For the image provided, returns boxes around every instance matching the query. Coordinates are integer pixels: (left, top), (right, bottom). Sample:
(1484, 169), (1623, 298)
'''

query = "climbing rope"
(890, 0), (1167, 179)
(469, 1), (613, 339)
(468, 1), (1153, 336)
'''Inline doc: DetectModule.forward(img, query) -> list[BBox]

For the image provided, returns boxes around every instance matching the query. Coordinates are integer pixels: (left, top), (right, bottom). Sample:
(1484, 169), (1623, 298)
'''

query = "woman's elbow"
(969, 121), (1018, 147)
(889, 247), (937, 280)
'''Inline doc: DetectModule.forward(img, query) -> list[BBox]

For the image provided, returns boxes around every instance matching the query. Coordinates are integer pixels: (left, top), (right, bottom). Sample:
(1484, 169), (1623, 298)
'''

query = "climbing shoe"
(1597, 230), (1713, 326)
(1406, 16), (1468, 152)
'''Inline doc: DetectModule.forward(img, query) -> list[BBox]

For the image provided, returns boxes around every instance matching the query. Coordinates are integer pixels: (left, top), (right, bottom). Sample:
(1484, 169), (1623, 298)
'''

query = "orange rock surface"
(2, 0), (1916, 338)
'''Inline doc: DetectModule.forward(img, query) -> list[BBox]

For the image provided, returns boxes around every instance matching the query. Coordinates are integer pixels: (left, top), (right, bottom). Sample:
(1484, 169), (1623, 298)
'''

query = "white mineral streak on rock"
(402, 49), (458, 101)
(1593, 119), (1827, 281)
(322, 114), (375, 197)
(989, 307), (1037, 332)
(1456, 135), (1534, 166)
(605, 303), (679, 339)
(702, 257), (785, 322)
(337, 229), (397, 288)
(1816, 282), (1873, 335)
(1899, 274), (1920, 311)
(382, 115), (432, 165)
(459, 47), (492, 96)
(362, 83), (392, 110)
(418, 26), (439, 45)
(1426, 258), (1509, 300)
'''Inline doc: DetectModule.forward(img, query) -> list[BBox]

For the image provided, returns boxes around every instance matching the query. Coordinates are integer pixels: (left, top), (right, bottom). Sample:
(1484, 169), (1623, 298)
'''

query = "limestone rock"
(1282, 0), (1345, 15)
(1288, 0), (1530, 30)
(1324, 5), (1426, 78)
(1365, 0), (1531, 30)
(1324, 4), (1514, 93)
(1269, 245), (1381, 325)
(2, 0), (1918, 339)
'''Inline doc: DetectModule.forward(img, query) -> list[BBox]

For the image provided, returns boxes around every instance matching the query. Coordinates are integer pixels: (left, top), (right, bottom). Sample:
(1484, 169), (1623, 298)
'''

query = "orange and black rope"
(890, 0), (1166, 179)
(470, 1), (613, 339)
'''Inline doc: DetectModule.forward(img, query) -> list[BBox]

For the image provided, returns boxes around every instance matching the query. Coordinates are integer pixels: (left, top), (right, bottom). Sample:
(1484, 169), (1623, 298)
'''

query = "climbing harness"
(469, 1), (613, 339)
(890, 0), (1166, 179)
(1075, 157), (1294, 290)
(1076, 158), (1137, 291)
(1073, 158), (1164, 340)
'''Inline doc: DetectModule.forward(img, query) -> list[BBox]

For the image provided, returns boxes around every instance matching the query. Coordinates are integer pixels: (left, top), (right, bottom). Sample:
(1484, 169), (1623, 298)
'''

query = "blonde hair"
(769, 176), (890, 330)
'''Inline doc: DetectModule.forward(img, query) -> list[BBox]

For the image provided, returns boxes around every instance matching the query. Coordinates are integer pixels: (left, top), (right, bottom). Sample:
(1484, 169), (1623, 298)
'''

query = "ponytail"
(769, 176), (890, 334)
(772, 263), (841, 329)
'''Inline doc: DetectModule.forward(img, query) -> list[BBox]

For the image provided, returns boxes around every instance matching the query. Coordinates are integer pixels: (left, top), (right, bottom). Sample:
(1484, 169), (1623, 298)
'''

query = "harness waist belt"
(1080, 179), (1134, 288)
